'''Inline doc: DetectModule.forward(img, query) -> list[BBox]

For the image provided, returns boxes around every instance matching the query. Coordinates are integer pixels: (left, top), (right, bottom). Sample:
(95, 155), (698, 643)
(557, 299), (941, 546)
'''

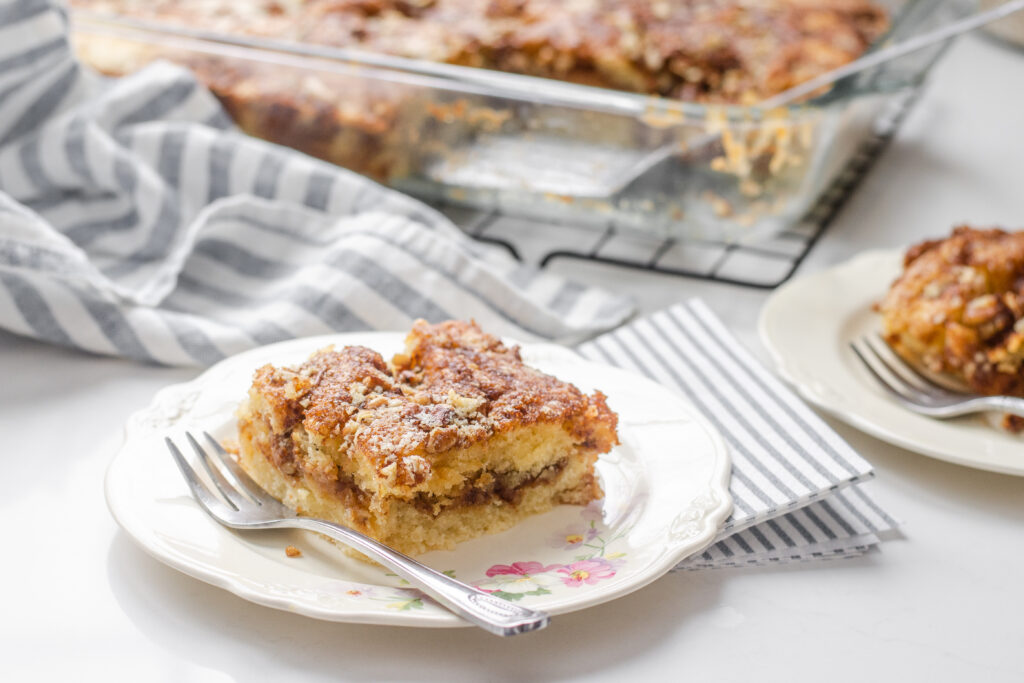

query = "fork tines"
(848, 333), (996, 422)
(851, 335), (963, 401)
(166, 431), (273, 517)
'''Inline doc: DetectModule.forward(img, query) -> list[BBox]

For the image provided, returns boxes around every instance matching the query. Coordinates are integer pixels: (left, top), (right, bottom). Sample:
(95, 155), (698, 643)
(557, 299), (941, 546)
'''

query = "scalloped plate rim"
(105, 332), (733, 627)
(759, 250), (1024, 477)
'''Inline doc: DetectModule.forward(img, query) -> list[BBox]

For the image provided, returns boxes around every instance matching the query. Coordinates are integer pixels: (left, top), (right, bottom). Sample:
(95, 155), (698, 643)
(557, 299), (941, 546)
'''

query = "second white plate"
(759, 250), (1024, 476)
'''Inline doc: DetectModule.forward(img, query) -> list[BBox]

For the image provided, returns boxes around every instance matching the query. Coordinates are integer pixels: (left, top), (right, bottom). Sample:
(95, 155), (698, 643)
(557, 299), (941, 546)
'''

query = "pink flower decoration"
(556, 558), (616, 587)
(486, 561), (551, 578)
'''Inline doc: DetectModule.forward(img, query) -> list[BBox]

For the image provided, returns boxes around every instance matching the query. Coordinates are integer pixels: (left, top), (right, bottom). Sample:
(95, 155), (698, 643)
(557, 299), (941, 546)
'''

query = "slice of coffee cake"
(236, 320), (618, 557)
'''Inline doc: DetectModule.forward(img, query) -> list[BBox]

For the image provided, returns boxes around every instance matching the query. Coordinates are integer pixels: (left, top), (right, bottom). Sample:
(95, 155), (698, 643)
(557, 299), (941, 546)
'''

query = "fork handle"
(289, 517), (550, 636)
(984, 395), (1024, 419)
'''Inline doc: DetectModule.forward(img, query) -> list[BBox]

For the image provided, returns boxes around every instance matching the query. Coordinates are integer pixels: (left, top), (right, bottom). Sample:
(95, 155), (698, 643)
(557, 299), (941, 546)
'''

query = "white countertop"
(3, 33), (1024, 683)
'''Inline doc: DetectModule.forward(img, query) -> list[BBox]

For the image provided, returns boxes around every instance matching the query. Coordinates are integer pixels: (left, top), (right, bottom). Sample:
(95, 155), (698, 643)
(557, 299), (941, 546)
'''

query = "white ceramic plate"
(106, 333), (733, 627)
(759, 250), (1024, 477)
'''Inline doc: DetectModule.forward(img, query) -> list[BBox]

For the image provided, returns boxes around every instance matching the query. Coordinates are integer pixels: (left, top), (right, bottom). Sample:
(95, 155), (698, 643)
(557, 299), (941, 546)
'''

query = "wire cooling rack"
(436, 91), (917, 290)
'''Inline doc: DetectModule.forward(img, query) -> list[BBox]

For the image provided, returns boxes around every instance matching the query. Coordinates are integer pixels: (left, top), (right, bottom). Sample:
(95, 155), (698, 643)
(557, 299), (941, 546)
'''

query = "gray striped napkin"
(578, 299), (898, 569)
(0, 0), (632, 364)
(679, 484), (896, 569)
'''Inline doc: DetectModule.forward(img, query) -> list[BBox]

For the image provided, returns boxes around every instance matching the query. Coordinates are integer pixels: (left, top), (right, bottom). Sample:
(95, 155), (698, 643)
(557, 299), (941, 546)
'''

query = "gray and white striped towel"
(578, 300), (898, 569)
(0, 0), (633, 364)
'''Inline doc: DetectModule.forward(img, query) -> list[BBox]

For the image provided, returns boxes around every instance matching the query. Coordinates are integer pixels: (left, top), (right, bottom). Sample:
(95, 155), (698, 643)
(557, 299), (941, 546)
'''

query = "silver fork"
(165, 431), (550, 636)
(849, 335), (1024, 419)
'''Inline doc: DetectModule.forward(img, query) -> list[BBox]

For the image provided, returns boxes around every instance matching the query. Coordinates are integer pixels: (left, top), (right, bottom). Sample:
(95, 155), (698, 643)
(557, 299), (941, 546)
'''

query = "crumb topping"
(297, 345), (396, 435)
(394, 320), (612, 439)
(249, 320), (618, 489)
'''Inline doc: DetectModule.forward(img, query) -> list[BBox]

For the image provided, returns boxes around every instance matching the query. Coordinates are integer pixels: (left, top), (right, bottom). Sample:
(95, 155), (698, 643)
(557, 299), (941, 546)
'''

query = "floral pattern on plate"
(317, 502), (632, 609)
(473, 502), (629, 601)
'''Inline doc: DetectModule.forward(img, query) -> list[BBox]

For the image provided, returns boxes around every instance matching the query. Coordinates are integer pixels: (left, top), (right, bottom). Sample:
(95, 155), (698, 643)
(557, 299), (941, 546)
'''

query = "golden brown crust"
(248, 319), (617, 494)
(296, 346), (396, 435)
(394, 319), (619, 451)
(878, 226), (1024, 398)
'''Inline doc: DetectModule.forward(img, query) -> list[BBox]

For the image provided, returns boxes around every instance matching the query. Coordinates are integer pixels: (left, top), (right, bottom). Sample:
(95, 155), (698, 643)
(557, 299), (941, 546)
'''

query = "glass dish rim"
(69, 0), (942, 122)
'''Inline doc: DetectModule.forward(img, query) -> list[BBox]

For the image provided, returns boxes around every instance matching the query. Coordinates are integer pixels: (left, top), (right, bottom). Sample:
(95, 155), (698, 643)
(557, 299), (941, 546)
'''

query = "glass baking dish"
(69, 0), (969, 244)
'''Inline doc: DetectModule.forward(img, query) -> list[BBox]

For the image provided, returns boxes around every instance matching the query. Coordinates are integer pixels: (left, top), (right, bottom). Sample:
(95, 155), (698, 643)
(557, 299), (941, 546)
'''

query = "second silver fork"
(849, 335), (1024, 419)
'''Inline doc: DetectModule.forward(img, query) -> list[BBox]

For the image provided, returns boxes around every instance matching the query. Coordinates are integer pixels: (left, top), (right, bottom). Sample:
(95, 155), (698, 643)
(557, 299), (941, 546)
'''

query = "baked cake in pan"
(236, 320), (618, 557)
(72, 0), (889, 104)
(878, 226), (1024, 427)
(71, 1), (889, 181)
